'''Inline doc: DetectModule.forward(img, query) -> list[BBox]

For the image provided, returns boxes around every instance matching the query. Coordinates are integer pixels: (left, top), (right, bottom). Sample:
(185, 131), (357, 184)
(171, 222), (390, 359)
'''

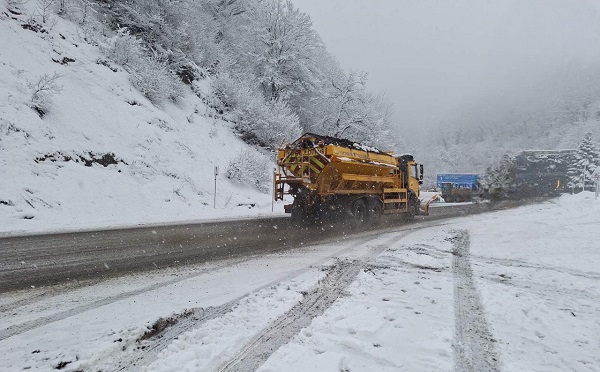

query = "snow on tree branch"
(27, 72), (63, 117)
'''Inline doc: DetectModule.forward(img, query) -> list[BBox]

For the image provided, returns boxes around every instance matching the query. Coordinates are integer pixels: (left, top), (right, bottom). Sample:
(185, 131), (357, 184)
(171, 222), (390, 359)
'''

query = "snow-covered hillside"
(0, 3), (279, 235)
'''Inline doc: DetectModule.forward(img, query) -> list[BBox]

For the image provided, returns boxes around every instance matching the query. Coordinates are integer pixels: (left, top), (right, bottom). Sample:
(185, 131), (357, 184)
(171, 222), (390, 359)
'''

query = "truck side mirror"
(419, 164), (424, 180)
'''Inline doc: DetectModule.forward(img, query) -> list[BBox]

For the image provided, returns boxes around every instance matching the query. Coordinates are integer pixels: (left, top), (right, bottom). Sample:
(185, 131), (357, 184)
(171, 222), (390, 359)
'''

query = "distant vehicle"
(514, 150), (576, 196)
(437, 173), (480, 202)
(274, 133), (427, 224)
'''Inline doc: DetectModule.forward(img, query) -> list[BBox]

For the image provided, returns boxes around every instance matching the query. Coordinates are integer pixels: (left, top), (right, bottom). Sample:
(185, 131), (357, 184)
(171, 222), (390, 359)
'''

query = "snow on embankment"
(0, 5), (275, 236)
(457, 191), (600, 371)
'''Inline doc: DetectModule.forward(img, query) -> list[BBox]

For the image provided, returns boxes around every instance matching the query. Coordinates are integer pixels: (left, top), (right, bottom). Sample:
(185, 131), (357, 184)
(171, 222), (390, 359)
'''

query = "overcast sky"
(292, 0), (600, 132)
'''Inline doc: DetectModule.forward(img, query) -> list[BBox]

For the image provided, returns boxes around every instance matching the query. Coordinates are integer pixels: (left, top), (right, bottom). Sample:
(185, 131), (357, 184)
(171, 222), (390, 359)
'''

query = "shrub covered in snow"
(105, 30), (185, 104)
(226, 150), (273, 193)
(211, 74), (301, 148)
(105, 29), (142, 68)
(27, 72), (63, 117)
(129, 56), (185, 104)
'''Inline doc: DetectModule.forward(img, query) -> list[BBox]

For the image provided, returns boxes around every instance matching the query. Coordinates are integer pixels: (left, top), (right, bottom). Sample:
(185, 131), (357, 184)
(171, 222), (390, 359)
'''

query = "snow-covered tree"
(311, 70), (392, 147)
(110, 0), (199, 80)
(226, 149), (273, 192)
(567, 132), (600, 191)
(27, 72), (63, 117)
(35, 0), (56, 24)
(129, 56), (185, 103)
(318, 71), (368, 135)
(105, 28), (143, 68)
(195, 0), (249, 69)
(482, 153), (517, 199)
(211, 73), (301, 147)
(104, 28), (184, 104)
(246, 0), (323, 101)
(95, 0), (393, 149)
(57, 0), (96, 25)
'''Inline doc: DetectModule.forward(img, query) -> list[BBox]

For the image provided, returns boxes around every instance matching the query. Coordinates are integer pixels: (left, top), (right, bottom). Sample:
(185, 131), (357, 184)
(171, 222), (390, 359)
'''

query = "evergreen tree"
(482, 153), (517, 199)
(567, 132), (600, 191)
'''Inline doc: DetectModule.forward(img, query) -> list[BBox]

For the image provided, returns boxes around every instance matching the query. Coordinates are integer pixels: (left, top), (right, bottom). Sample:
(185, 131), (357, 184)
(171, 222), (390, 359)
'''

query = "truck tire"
(350, 199), (367, 226)
(367, 198), (382, 225)
(290, 207), (306, 224)
(405, 196), (419, 221)
(290, 198), (310, 225)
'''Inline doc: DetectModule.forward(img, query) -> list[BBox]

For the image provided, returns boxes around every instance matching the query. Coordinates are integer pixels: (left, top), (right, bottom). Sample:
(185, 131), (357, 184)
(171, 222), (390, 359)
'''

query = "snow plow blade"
(420, 193), (440, 216)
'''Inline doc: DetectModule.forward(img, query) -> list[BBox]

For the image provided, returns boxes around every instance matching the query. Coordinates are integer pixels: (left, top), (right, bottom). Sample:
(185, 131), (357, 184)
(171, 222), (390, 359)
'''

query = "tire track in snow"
(0, 257), (254, 341)
(451, 230), (500, 372)
(471, 255), (600, 280)
(481, 271), (600, 303)
(207, 231), (412, 372)
(0, 273), (200, 341)
(93, 233), (402, 371)
(217, 258), (364, 372)
(109, 301), (240, 372)
(0, 279), (103, 314)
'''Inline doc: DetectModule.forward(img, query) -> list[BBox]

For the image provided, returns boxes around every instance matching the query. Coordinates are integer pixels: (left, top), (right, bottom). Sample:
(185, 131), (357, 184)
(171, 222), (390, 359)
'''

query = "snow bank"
(454, 191), (600, 371)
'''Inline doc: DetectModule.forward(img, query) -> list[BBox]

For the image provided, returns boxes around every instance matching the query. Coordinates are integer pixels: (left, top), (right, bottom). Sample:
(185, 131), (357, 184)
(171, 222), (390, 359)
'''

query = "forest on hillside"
(7, 0), (600, 188)
(30, 0), (393, 150)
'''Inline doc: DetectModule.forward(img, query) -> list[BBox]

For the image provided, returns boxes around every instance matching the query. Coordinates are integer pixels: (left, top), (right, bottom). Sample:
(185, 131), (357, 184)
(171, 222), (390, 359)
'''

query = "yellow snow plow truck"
(274, 133), (426, 224)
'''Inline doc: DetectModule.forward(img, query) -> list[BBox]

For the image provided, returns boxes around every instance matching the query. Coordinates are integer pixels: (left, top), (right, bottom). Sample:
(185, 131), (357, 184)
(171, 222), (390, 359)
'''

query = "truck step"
(383, 209), (407, 215)
(383, 188), (404, 193)
(383, 198), (407, 203)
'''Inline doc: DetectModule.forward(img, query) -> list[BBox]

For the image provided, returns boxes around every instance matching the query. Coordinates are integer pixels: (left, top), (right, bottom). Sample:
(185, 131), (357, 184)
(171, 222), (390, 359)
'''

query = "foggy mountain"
(293, 0), (600, 184)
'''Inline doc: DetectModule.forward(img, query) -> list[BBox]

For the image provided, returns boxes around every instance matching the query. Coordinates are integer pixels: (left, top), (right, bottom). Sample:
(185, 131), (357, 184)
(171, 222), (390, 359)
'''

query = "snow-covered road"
(0, 200), (500, 293)
(1, 193), (599, 371)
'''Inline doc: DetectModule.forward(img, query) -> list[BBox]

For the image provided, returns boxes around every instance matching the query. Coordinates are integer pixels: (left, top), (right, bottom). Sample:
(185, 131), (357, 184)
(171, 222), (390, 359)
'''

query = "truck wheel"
(290, 207), (305, 224)
(290, 199), (310, 225)
(405, 197), (418, 221)
(367, 198), (382, 225)
(351, 199), (367, 226)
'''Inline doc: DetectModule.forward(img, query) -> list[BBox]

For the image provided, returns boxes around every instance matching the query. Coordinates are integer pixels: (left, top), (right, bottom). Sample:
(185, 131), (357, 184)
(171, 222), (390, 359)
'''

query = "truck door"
(408, 162), (420, 197)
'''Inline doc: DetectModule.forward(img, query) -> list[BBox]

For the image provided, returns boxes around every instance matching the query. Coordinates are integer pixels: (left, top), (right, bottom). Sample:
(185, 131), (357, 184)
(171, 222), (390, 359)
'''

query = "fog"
(292, 0), (600, 135)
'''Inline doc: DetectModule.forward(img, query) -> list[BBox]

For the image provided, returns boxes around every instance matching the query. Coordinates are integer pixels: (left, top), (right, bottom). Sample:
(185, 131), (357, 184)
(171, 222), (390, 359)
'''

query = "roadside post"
(272, 168), (276, 212)
(214, 166), (219, 209)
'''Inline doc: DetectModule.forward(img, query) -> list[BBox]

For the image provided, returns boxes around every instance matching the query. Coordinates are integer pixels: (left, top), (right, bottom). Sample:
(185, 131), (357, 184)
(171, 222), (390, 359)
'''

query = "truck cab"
(397, 155), (423, 198)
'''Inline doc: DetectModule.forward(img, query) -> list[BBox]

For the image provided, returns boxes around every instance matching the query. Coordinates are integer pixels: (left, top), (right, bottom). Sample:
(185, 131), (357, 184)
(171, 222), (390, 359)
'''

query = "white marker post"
(214, 166), (219, 209)
(272, 168), (277, 212)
